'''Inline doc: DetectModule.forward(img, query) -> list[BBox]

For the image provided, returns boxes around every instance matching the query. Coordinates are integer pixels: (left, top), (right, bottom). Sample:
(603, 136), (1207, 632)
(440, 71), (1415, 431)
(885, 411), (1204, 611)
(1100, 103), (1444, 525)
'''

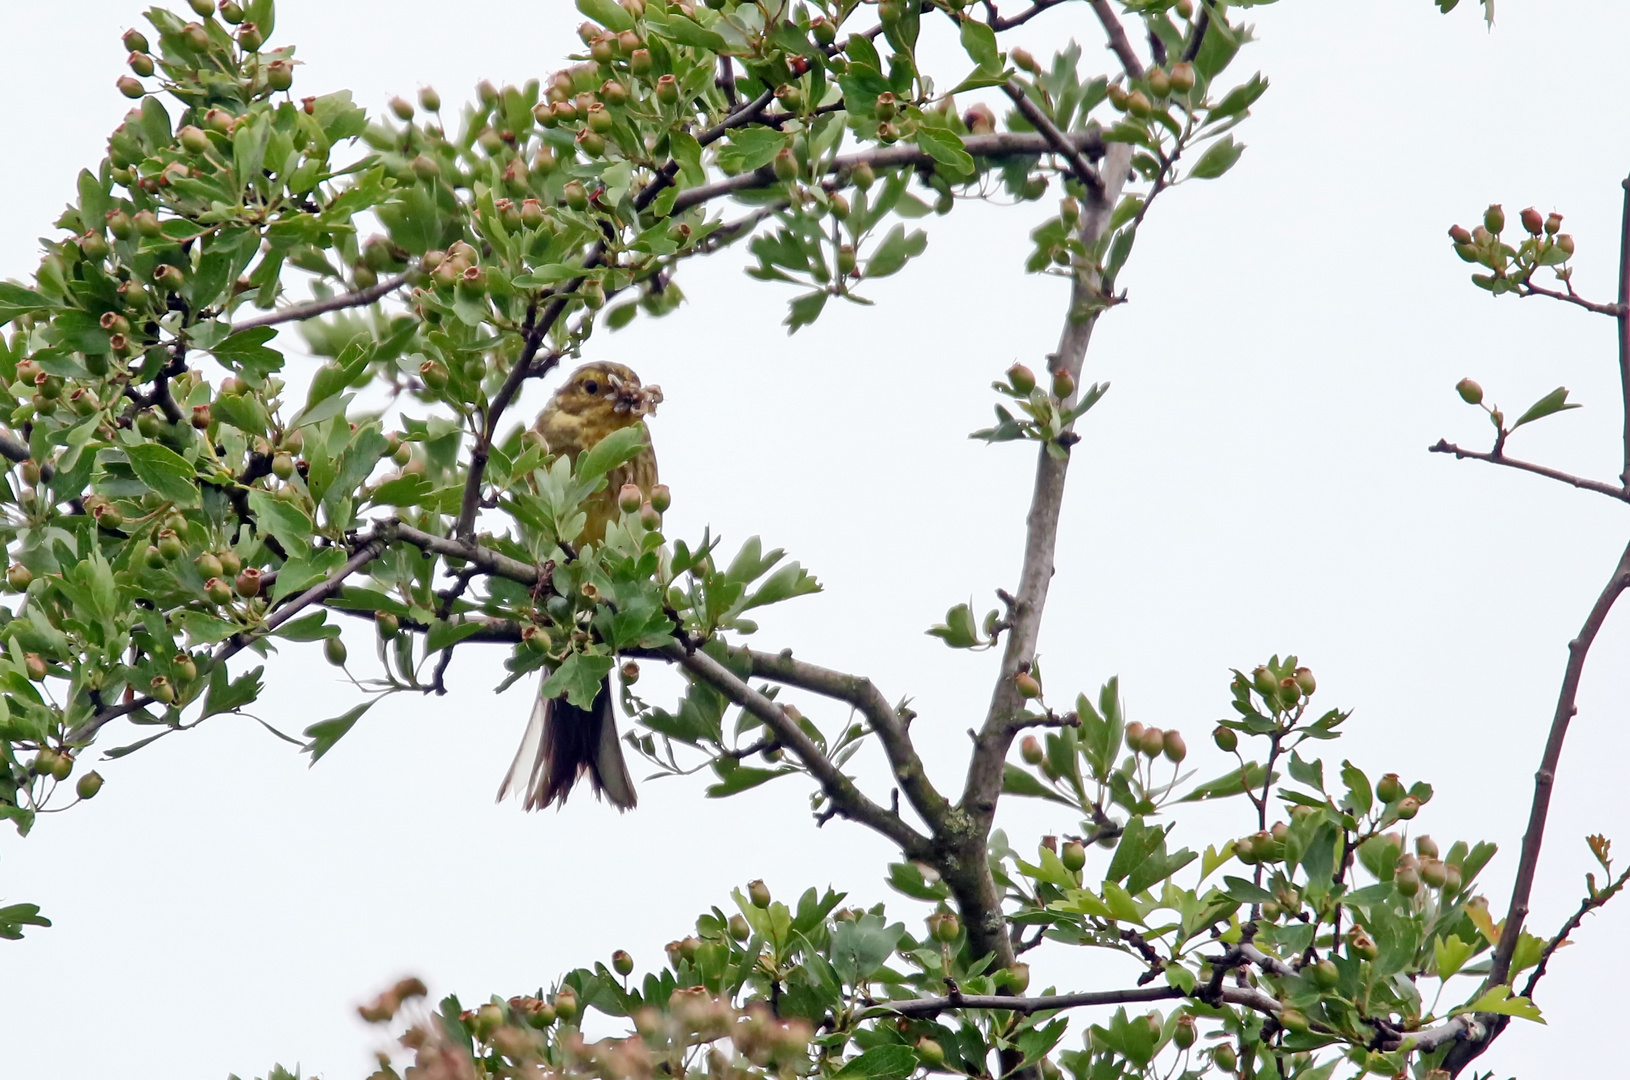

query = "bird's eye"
(583, 379), (600, 395)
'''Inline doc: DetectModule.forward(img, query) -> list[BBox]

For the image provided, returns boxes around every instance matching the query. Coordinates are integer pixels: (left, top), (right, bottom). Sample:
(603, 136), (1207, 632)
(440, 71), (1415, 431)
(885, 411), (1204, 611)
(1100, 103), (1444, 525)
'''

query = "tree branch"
(661, 642), (931, 858)
(230, 273), (413, 333)
(1001, 82), (1103, 195)
(1428, 439), (1630, 502)
(742, 648), (951, 832)
(1090, 0), (1147, 80)
(1180, 3), (1213, 64)
(1516, 281), (1620, 318)
(1488, 538), (1630, 987)
(876, 983), (1280, 1019)
(1617, 172), (1630, 488)
(66, 531), (391, 745)
(669, 130), (1105, 217)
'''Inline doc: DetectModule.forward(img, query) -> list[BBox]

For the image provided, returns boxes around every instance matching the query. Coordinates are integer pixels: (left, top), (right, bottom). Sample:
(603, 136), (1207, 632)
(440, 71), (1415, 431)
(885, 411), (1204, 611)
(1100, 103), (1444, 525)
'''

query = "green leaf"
(705, 758), (794, 797)
(577, 0), (635, 32)
(247, 489), (315, 552)
(1222, 875), (1274, 904)
(125, 443), (200, 507)
(540, 652), (615, 710)
(654, 11), (728, 51)
(715, 128), (787, 174)
(830, 914), (904, 987)
(928, 602), (981, 648)
(304, 700), (375, 763)
(1206, 75), (1269, 122)
(785, 290), (828, 334)
(0, 902), (50, 940)
(1434, 933), (1474, 979)
(211, 325), (285, 378)
(1455, 984), (1544, 1024)
(1510, 386), (1581, 430)
(1188, 136), (1245, 180)
(1340, 759), (1372, 817)
(915, 126), (974, 175)
(865, 225), (928, 279)
(202, 663), (263, 718)
(1180, 762), (1270, 802)
(0, 283), (60, 325)
(368, 473), (433, 507)
(833, 1045), (917, 1080)
(576, 424), (648, 487)
(959, 17), (1001, 70)
(425, 619), (486, 654)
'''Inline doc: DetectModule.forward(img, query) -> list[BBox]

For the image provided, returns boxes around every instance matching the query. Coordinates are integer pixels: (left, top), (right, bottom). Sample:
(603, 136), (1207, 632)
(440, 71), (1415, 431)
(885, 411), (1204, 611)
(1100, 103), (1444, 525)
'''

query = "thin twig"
(1522, 861), (1630, 999)
(1001, 82), (1103, 195)
(1617, 172), (1630, 487)
(670, 130), (1104, 216)
(1429, 439), (1629, 501)
(1516, 281), (1621, 318)
(230, 273), (412, 333)
(1180, 4), (1213, 63)
(876, 983), (1280, 1019)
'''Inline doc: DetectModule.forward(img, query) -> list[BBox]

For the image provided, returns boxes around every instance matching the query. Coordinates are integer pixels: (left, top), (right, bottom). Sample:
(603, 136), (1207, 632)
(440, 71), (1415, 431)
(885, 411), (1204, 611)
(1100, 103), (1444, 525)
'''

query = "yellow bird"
(497, 361), (662, 812)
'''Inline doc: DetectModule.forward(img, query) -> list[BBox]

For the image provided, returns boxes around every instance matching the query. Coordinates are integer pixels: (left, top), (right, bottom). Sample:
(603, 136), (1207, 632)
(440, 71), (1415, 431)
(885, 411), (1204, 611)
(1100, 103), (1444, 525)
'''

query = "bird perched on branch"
(497, 361), (662, 812)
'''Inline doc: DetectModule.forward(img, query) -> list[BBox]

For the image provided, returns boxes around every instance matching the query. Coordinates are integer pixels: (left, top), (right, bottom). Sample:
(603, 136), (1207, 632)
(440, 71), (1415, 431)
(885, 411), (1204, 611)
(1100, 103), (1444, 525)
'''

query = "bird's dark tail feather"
(498, 677), (637, 811)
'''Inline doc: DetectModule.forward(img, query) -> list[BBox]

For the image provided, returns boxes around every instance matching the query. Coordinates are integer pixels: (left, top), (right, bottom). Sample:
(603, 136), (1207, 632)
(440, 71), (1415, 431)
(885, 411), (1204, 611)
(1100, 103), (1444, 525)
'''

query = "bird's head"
(542, 362), (663, 427)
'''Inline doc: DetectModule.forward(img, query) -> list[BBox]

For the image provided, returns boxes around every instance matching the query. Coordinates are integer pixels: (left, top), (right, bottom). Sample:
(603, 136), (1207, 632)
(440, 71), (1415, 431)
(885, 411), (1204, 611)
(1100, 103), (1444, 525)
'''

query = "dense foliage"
(1, 1), (1614, 1079)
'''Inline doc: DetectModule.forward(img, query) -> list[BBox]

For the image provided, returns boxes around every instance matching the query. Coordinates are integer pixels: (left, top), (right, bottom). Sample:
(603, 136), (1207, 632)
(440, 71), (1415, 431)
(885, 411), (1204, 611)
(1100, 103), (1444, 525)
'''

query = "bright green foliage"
(0, 1), (1582, 1079)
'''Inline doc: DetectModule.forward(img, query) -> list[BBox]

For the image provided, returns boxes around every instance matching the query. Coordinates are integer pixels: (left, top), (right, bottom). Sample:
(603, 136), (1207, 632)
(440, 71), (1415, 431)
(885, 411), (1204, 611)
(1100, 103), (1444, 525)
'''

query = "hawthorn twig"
(875, 982), (1280, 1019)
(230, 272), (413, 332)
(1522, 861), (1630, 999)
(1515, 281), (1620, 318)
(1428, 439), (1629, 502)
(1001, 82), (1103, 195)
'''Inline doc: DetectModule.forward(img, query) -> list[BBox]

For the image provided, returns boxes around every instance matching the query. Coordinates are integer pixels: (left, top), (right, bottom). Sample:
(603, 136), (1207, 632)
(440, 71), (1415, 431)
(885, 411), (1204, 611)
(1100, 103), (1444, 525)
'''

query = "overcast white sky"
(3, 2), (1630, 1077)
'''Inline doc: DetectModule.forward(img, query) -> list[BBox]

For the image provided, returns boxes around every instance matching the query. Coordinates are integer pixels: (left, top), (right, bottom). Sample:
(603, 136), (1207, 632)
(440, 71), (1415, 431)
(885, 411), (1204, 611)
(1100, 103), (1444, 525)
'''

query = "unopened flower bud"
(1520, 207), (1544, 235)
(1447, 224), (1473, 245)
(1376, 772), (1402, 803)
(748, 879), (772, 908)
(1169, 61), (1196, 93)
(1124, 720), (1146, 752)
(1213, 724), (1237, 752)
(1051, 369), (1074, 399)
(1483, 204), (1504, 234)
(1162, 729), (1187, 763)
(1544, 212), (1563, 235)
(1395, 795), (1420, 820)
(1061, 839), (1085, 871)
(1020, 734), (1044, 765)
(1557, 233), (1575, 257)
(1138, 726), (1165, 758)
(915, 1038), (946, 1068)
(1455, 378), (1483, 405)
(649, 483), (671, 513)
(77, 770), (104, 799)
(1010, 47), (1039, 73)
(612, 949), (634, 976)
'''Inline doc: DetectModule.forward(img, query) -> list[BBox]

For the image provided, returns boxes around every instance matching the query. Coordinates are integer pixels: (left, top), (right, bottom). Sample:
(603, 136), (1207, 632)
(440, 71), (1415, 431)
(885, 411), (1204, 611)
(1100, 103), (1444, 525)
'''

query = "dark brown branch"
(877, 982), (1279, 1018)
(670, 130), (1105, 216)
(1522, 861), (1630, 1000)
(0, 431), (28, 465)
(1001, 82), (1103, 195)
(1429, 439), (1629, 502)
(743, 648), (951, 832)
(230, 273), (412, 333)
(1489, 539), (1630, 987)
(662, 642), (931, 858)
(1180, 3), (1213, 63)
(989, 0), (1072, 32)
(391, 521), (548, 589)
(1089, 0), (1147, 80)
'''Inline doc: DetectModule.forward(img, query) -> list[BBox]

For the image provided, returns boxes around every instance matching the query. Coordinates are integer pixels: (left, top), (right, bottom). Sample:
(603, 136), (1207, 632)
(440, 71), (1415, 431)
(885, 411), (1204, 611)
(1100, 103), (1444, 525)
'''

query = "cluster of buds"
(1375, 772), (1422, 819)
(1448, 204), (1574, 294)
(1235, 821), (1288, 865)
(1105, 60), (1197, 120)
(1250, 663), (1315, 714)
(116, 11), (281, 108)
(1124, 721), (1187, 763)
(1393, 834), (1462, 896)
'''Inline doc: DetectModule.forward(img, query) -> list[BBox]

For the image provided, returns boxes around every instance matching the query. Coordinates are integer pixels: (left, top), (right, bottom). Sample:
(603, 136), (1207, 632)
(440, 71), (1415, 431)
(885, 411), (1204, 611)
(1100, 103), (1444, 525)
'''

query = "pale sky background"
(3, 2), (1629, 1078)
